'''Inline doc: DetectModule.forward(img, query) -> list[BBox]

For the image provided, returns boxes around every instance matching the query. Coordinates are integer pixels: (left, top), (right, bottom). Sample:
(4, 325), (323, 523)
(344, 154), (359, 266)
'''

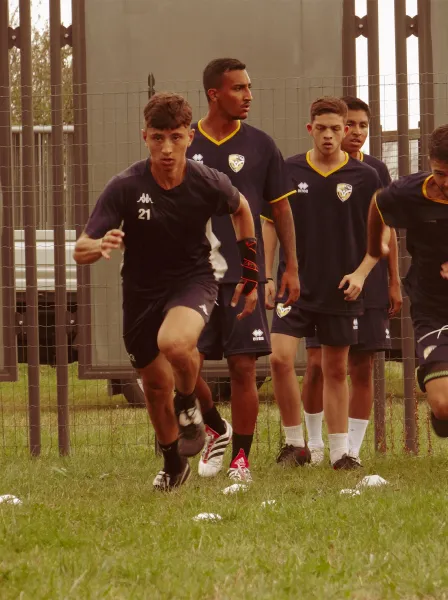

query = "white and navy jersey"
(376, 172), (448, 318)
(359, 152), (392, 310)
(85, 159), (240, 294)
(187, 120), (294, 283)
(263, 152), (381, 316)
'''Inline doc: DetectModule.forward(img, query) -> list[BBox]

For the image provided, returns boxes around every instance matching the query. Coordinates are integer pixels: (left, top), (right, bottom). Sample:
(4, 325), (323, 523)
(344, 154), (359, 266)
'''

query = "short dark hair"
(341, 96), (371, 120)
(429, 124), (448, 162)
(203, 58), (246, 101)
(310, 97), (348, 122)
(143, 92), (192, 130)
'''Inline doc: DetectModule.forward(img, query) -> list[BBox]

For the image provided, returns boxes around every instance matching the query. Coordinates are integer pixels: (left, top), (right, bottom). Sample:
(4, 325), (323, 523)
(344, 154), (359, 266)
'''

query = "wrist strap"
(237, 238), (258, 296)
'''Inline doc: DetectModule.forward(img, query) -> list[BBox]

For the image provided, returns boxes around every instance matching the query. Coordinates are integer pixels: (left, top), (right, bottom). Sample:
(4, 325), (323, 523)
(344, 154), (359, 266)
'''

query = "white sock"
(328, 433), (349, 464)
(283, 424), (305, 447)
(304, 411), (324, 449)
(348, 417), (369, 458)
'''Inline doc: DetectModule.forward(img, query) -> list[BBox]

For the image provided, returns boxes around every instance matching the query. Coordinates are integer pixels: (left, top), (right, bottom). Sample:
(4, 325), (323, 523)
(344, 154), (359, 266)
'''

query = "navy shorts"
(123, 278), (218, 369)
(412, 307), (448, 392)
(198, 283), (271, 360)
(271, 302), (358, 347)
(305, 308), (391, 353)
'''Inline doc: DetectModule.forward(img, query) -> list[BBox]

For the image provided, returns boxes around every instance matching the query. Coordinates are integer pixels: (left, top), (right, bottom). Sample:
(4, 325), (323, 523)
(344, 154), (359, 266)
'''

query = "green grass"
(0, 363), (447, 598)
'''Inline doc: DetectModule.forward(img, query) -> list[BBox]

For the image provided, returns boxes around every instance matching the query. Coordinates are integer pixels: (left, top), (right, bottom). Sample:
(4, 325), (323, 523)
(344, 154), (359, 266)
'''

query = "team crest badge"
(276, 303), (292, 319)
(336, 183), (353, 202)
(229, 154), (245, 173)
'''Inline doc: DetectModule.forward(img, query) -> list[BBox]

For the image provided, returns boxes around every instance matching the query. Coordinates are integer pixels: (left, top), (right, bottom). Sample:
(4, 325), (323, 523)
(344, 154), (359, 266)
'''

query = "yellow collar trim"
(359, 151), (364, 162)
(306, 150), (349, 177)
(197, 119), (241, 146)
(423, 174), (448, 205)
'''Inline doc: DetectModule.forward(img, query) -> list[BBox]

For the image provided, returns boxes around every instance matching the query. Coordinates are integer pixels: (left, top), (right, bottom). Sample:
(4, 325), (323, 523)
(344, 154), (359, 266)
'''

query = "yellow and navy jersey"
(376, 172), (448, 317)
(263, 151), (381, 316)
(358, 152), (392, 310)
(85, 159), (240, 294)
(187, 120), (294, 283)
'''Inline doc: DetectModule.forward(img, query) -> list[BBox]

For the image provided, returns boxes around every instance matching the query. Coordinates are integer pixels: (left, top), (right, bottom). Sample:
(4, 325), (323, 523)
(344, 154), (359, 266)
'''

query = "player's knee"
(349, 355), (373, 387)
(428, 390), (448, 420)
(322, 361), (346, 383)
(140, 377), (172, 405)
(269, 349), (295, 375)
(228, 355), (256, 385)
(158, 335), (193, 365)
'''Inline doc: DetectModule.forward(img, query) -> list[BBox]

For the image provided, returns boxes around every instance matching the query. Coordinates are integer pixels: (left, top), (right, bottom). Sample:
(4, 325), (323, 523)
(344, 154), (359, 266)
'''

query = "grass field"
(0, 364), (447, 599)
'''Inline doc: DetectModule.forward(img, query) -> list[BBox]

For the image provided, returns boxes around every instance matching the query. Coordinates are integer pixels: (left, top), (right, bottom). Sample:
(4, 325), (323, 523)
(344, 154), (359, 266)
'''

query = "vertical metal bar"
(72, 0), (91, 376)
(0, 0), (18, 382)
(373, 352), (386, 452)
(417, 0), (434, 171)
(394, 0), (417, 454)
(19, 0), (41, 456)
(342, 0), (357, 97)
(50, 0), (70, 456)
(366, 0), (381, 159)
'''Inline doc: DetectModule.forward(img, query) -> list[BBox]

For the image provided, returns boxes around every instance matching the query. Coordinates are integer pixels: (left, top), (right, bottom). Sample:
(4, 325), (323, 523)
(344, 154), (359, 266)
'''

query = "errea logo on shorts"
(297, 182), (309, 193)
(252, 329), (265, 342)
(353, 319), (359, 330)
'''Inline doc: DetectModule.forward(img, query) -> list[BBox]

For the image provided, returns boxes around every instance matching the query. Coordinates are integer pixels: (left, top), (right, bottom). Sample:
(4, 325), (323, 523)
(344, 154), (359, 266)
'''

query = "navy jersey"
(85, 159), (240, 295)
(359, 152), (392, 309)
(187, 120), (294, 283)
(264, 152), (381, 315)
(376, 172), (448, 318)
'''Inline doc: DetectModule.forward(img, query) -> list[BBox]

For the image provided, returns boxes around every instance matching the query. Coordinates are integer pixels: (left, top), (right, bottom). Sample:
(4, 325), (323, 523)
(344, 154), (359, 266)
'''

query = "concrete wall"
(84, 0), (344, 370)
(431, 0), (448, 127)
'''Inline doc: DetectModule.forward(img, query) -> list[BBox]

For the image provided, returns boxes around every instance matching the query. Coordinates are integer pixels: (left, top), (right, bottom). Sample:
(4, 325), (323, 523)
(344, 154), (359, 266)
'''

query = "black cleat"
(431, 412), (448, 437)
(153, 459), (191, 491)
(332, 454), (362, 470)
(175, 393), (206, 457)
(276, 444), (311, 466)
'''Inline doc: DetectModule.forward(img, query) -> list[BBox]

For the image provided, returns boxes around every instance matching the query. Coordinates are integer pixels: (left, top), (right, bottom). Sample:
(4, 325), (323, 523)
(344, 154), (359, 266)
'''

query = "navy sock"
(159, 439), (183, 473)
(203, 405), (226, 435)
(231, 433), (253, 461)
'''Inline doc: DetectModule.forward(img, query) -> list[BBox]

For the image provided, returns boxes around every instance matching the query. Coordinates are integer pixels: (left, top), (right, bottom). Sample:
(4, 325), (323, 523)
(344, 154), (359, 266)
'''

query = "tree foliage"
(9, 7), (73, 125)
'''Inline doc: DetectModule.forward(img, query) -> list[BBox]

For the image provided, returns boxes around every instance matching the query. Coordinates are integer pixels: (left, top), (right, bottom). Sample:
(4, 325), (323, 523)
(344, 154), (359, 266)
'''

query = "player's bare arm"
(73, 230), (124, 265)
(271, 199), (300, 307)
(262, 218), (278, 309)
(387, 228), (403, 316)
(230, 193), (258, 320)
(441, 262), (448, 280)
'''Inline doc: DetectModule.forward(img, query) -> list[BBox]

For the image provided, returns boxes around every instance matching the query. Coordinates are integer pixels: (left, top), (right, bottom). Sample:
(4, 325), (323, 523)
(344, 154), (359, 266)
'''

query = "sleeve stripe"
(260, 215), (274, 223)
(269, 190), (296, 204)
(374, 191), (386, 225)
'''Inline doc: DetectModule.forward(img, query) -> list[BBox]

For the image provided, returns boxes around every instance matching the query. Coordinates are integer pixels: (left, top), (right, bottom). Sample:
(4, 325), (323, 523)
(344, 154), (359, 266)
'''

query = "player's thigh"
(197, 290), (223, 360)
(158, 279), (218, 351)
(220, 284), (271, 359)
(270, 333), (299, 370)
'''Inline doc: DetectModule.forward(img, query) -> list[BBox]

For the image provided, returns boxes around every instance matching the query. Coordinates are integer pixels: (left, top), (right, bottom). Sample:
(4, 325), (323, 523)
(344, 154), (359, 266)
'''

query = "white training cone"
(356, 475), (388, 489)
(222, 484), (249, 495)
(192, 513), (222, 522)
(0, 495), (22, 505)
(261, 500), (276, 508)
(340, 489), (361, 497)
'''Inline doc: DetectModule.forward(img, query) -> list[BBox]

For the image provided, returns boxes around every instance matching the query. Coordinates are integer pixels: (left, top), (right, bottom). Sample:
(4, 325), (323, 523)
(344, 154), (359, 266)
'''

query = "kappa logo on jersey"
(137, 193), (152, 204)
(199, 304), (209, 316)
(423, 345), (437, 360)
(229, 154), (245, 173)
(353, 318), (359, 330)
(276, 303), (292, 319)
(252, 329), (265, 342)
(192, 154), (203, 163)
(336, 183), (353, 202)
(297, 182), (309, 193)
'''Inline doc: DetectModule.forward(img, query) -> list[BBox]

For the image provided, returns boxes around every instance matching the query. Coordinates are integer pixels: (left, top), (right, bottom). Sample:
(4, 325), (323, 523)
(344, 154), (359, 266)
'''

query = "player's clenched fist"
(100, 229), (124, 259)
